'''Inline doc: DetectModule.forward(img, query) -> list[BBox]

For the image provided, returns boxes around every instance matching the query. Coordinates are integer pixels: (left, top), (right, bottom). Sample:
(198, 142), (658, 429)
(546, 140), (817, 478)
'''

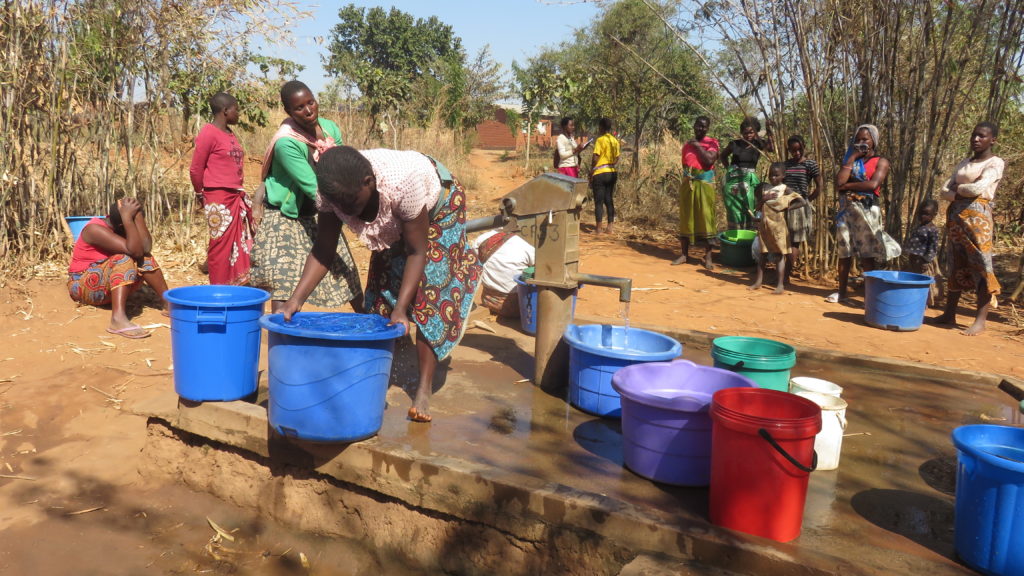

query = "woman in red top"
(189, 92), (253, 285)
(67, 198), (170, 339)
(674, 116), (720, 269)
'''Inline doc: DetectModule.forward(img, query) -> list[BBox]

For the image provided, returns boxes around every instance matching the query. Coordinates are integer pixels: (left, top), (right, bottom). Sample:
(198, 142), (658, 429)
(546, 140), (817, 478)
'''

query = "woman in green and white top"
(250, 80), (362, 312)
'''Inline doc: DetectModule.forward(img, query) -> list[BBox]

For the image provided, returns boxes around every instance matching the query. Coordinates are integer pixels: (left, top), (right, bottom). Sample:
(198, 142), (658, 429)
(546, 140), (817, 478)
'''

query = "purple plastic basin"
(611, 359), (757, 486)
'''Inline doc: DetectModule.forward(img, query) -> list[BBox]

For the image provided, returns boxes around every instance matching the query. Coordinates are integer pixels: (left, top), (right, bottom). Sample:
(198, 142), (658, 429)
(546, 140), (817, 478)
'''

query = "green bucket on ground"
(718, 230), (757, 268)
(711, 336), (797, 391)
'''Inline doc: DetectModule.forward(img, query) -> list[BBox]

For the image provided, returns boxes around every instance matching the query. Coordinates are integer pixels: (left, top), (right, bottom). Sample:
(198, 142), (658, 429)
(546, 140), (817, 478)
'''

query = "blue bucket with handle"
(164, 285), (269, 401)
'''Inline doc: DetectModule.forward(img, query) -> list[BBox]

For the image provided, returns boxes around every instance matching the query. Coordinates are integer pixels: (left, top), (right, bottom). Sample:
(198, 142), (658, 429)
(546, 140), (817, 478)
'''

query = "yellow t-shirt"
(591, 133), (620, 176)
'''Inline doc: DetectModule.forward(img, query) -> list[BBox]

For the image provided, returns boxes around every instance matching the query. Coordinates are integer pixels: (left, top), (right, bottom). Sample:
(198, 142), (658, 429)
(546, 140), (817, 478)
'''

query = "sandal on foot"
(106, 324), (151, 339)
(407, 407), (432, 423)
(825, 292), (850, 304)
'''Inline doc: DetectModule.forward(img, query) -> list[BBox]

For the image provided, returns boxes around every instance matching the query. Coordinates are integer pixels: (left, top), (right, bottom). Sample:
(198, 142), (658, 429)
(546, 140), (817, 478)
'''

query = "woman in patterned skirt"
(67, 198), (170, 339)
(932, 122), (1004, 335)
(189, 92), (253, 285)
(250, 80), (362, 312)
(280, 146), (481, 423)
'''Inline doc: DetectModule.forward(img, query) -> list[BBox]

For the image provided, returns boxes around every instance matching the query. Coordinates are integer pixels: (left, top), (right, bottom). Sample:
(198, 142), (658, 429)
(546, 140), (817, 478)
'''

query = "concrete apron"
(132, 314), (1024, 576)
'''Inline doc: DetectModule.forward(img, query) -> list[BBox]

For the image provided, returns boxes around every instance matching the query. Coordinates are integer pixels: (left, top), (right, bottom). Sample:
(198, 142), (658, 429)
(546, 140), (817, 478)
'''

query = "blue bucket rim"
(952, 424), (1024, 474)
(563, 324), (682, 362)
(260, 312), (406, 341)
(65, 215), (103, 222)
(863, 270), (934, 286)
(164, 285), (270, 307)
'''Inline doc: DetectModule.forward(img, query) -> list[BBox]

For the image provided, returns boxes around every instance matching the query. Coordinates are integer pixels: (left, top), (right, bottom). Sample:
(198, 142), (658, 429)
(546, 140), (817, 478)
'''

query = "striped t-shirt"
(783, 158), (820, 198)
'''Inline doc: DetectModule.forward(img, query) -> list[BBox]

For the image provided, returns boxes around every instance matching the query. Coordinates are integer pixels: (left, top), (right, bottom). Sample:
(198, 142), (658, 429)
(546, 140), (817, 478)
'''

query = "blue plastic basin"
(164, 285), (270, 401)
(260, 313), (405, 443)
(66, 216), (102, 243)
(863, 270), (934, 331)
(952, 425), (1024, 576)
(563, 324), (683, 418)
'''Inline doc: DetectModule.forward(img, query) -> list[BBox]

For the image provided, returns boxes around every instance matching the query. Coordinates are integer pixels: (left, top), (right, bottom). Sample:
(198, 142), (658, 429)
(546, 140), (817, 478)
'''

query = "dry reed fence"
(0, 0), (302, 283)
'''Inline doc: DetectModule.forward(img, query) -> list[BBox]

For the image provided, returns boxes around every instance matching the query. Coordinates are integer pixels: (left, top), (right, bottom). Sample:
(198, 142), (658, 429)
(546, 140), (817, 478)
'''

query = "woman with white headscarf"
(827, 124), (901, 304)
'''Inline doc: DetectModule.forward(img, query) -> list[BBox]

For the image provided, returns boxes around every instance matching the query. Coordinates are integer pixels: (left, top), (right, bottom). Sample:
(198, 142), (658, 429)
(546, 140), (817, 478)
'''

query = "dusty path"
(0, 148), (1022, 574)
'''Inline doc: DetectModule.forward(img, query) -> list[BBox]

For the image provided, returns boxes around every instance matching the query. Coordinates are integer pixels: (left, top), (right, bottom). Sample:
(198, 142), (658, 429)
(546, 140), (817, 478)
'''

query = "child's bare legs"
(409, 336), (436, 422)
(773, 254), (787, 295)
(788, 244), (801, 280)
(672, 236), (690, 265)
(749, 254), (764, 291)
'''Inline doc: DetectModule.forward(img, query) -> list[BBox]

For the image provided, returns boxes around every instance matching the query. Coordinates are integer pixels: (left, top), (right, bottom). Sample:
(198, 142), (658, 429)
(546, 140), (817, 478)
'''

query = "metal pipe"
(568, 272), (632, 303)
(465, 213), (508, 234)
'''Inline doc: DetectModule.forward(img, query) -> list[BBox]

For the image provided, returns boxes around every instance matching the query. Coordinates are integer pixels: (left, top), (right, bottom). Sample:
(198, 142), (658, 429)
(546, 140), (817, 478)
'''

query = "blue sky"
(267, 1), (603, 95)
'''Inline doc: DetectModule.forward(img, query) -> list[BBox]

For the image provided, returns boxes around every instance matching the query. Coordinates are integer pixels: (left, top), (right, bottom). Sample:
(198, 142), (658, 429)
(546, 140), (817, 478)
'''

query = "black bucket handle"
(722, 359), (745, 370)
(758, 428), (817, 473)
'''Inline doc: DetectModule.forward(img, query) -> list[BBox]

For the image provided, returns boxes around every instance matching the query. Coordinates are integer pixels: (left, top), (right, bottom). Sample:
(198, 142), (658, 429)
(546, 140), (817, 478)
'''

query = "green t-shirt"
(264, 118), (343, 218)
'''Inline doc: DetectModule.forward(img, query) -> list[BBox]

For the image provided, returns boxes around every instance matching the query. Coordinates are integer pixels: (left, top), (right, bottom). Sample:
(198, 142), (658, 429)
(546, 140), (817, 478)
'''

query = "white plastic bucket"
(790, 376), (843, 398)
(795, 391), (848, 470)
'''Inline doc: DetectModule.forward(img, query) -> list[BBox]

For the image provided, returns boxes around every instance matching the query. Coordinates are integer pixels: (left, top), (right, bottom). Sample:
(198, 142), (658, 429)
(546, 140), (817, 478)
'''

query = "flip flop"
(825, 292), (841, 303)
(106, 325), (151, 339)
(407, 407), (432, 423)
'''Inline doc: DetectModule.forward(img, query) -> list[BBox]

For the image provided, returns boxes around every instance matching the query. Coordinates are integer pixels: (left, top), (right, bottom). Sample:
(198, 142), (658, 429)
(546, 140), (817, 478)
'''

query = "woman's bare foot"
(671, 254), (687, 266)
(703, 253), (714, 271)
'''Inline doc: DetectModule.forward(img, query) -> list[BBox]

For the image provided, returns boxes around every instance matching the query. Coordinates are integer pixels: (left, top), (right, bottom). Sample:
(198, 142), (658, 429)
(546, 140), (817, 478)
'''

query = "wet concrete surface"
(140, 311), (1023, 574)
(372, 313), (1019, 574)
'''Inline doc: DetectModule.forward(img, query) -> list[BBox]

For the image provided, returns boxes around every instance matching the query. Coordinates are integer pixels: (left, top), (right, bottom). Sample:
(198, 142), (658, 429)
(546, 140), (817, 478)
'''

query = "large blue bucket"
(259, 313), (405, 442)
(863, 270), (934, 331)
(164, 285), (270, 401)
(66, 216), (102, 243)
(563, 324), (682, 418)
(952, 425), (1024, 576)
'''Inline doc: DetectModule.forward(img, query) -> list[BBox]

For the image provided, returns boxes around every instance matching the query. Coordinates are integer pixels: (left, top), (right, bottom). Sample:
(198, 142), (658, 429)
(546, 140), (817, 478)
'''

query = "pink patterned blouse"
(322, 149), (442, 251)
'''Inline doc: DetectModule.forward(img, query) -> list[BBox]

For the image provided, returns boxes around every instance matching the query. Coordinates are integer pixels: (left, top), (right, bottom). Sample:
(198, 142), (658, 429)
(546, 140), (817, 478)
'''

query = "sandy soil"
(1, 148), (1022, 574)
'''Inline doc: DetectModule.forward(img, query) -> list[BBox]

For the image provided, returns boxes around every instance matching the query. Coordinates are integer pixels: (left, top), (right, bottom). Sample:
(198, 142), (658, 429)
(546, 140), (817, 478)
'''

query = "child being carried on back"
(750, 162), (806, 295)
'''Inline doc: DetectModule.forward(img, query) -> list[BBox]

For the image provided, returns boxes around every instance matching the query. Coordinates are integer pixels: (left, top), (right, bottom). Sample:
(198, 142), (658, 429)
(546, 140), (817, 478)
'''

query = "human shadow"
(822, 311), (868, 327)
(701, 262), (836, 299)
(459, 332), (534, 380)
(624, 238), (679, 261)
(850, 488), (955, 557)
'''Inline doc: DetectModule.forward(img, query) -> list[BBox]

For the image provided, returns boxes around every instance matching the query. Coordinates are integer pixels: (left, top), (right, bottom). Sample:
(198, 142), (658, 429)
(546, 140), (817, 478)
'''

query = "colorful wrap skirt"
(723, 165), (759, 229)
(946, 197), (1000, 294)
(364, 173), (482, 361)
(836, 201), (901, 262)
(203, 188), (253, 285)
(678, 167), (718, 241)
(250, 208), (362, 306)
(68, 254), (159, 306)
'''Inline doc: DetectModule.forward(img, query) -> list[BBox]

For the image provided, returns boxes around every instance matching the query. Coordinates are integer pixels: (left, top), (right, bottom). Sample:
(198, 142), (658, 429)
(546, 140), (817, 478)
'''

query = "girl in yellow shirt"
(590, 117), (621, 234)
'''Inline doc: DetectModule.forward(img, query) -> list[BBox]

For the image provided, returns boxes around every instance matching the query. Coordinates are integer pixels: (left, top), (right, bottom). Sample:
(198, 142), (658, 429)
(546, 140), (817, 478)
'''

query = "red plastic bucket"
(709, 387), (822, 542)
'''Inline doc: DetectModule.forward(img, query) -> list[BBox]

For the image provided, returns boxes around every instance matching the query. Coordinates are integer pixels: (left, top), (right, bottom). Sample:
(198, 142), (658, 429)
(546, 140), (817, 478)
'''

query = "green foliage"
(323, 4), (466, 131)
(511, 0), (717, 172)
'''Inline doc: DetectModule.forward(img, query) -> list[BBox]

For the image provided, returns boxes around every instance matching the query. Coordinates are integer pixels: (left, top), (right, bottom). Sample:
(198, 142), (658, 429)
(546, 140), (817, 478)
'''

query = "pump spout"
(569, 272), (632, 303)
